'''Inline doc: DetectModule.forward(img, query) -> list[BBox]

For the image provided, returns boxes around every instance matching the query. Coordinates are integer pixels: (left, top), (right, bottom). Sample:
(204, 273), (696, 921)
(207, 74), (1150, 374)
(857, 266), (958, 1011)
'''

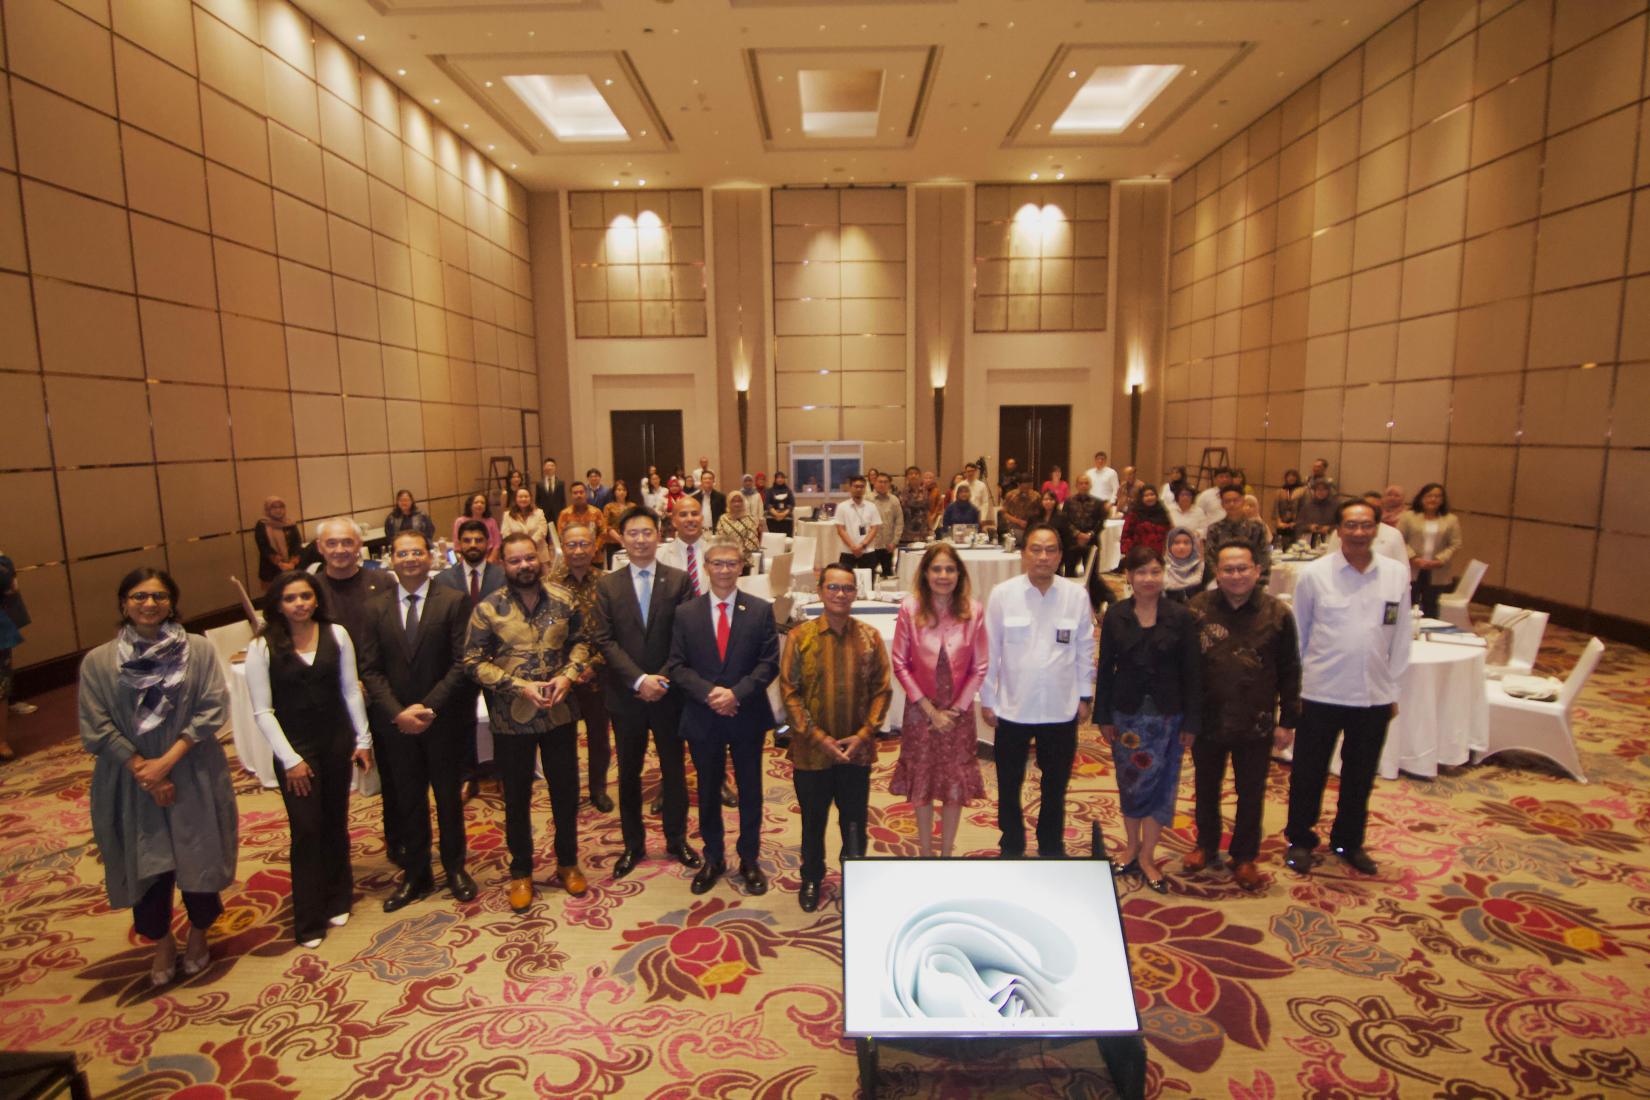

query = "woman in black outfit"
(244, 571), (373, 947)
(1096, 544), (1202, 893)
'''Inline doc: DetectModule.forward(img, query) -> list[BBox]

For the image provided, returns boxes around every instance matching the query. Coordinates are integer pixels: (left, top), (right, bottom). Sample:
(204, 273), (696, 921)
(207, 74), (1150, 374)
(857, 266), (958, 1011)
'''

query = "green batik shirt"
(546, 560), (606, 674)
(463, 579), (592, 734)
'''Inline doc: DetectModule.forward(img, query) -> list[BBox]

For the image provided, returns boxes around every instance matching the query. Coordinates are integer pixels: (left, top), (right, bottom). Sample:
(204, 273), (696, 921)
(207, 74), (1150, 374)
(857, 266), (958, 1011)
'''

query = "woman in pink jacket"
(890, 543), (989, 857)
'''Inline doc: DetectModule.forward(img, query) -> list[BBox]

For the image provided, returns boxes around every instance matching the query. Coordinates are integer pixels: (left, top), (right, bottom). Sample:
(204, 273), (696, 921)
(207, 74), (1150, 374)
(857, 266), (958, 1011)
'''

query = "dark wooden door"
(609, 410), (684, 495)
(998, 405), (1072, 489)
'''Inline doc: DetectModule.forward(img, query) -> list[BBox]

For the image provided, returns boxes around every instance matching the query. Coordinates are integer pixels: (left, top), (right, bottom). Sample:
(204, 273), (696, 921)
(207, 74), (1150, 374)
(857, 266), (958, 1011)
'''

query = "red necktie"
(716, 601), (730, 661)
(468, 567), (480, 605)
(685, 546), (701, 595)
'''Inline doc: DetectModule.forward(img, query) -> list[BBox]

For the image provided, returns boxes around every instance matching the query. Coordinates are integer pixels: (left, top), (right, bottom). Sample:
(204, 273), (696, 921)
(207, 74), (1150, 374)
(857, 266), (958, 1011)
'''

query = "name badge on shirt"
(1382, 601), (1400, 625)
(1056, 627), (1073, 644)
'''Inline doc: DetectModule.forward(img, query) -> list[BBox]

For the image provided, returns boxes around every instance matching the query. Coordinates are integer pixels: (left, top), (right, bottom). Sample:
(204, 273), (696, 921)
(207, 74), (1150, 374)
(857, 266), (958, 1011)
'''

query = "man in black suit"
(691, 471), (727, 528)
(535, 458), (566, 523)
(357, 530), (478, 910)
(591, 505), (702, 879)
(434, 519), (506, 800)
(585, 467), (613, 509)
(667, 534), (780, 895)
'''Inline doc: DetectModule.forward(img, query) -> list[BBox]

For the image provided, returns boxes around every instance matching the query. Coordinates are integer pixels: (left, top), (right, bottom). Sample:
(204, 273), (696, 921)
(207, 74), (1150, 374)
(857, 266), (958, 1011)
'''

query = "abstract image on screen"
(885, 898), (1076, 1019)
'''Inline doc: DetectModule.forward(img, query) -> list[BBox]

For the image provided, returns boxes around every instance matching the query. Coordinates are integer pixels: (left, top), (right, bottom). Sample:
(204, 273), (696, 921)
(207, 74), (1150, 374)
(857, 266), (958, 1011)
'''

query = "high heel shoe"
(1116, 858), (1140, 878)
(150, 938), (178, 987)
(1142, 871), (1169, 894)
(181, 929), (211, 976)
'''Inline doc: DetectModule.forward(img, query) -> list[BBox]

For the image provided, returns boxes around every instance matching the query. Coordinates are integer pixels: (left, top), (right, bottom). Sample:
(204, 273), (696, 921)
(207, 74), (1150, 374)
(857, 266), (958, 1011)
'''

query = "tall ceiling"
(297, 0), (1413, 192)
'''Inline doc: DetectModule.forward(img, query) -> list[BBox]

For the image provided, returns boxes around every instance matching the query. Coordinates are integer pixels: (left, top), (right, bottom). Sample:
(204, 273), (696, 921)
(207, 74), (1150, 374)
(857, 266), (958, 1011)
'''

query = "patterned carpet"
(2, 621), (1648, 1099)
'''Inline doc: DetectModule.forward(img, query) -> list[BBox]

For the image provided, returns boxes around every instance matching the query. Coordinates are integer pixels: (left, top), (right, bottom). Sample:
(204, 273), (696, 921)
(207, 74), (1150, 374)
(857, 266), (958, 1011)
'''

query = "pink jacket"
(891, 595), (990, 711)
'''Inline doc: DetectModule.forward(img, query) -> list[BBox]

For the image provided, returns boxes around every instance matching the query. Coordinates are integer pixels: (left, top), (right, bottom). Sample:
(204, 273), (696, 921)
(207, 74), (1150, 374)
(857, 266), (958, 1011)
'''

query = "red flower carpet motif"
(0, 622), (1647, 1096)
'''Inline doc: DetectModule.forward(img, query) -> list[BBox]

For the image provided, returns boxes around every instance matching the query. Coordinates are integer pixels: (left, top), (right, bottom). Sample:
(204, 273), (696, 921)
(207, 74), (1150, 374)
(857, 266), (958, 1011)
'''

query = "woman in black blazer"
(1096, 544), (1203, 893)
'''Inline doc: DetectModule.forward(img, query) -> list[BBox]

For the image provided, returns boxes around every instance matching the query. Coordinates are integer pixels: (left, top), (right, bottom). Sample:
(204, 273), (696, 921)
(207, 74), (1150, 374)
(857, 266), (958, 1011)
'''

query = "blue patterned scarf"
(116, 622), (190, 737)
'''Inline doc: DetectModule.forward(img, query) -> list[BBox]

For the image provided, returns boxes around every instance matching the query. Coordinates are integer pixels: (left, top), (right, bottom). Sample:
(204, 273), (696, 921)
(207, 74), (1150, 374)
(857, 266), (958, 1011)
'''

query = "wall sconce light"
(736, 382), (750, 474)
(933, 383), (946, 469)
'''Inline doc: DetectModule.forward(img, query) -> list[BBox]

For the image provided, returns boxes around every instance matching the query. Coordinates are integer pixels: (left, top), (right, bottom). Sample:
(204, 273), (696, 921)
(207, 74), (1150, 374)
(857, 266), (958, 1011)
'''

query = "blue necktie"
(637, 568), (652, 626)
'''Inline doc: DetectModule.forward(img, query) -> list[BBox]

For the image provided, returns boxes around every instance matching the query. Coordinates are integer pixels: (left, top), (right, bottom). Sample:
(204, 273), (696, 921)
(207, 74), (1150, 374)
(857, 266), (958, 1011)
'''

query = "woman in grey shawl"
(79, 567), (238, 986)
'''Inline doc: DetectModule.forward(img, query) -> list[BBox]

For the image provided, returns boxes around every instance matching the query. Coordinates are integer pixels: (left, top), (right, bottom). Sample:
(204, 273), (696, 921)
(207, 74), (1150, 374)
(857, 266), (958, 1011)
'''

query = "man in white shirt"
(980, 524), (1097, 857)
(1326, 491), (1406, 564)
(868, 472), (904, 577)
(1083, 451), (1120, 508)
(1196, 466), (1236, 522)
(658, 497), (709, 597)
(689, 456), (711, 486)
(834, 474), (882, 573)
(1285, 498), (1412, 878)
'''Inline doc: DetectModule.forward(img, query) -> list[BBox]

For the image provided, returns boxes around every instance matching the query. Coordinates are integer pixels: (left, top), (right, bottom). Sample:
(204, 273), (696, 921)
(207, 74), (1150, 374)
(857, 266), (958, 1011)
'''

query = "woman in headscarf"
(1380, 484), (1408, 527)
(1120, 486), (1172, 558)
(1163, 527), (1205, 602)
(1273, 469), (1303, 546)
(253, 496), (302, 583)
(662, 476), (687, 539)
(79, 568), (238, 985)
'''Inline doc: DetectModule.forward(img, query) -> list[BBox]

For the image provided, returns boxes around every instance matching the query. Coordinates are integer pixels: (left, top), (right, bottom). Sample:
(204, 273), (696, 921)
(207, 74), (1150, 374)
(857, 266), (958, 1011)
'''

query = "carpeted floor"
(2, 619), (1648, 1098)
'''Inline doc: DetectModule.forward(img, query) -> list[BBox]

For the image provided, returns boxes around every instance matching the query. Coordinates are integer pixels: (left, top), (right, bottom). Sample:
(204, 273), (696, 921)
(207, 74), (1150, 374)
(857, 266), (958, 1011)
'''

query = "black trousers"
(132, 872), (222, 941)
(1061, 541), (1092, 577)
(838, 551), (879, 575)
(370, 727), (406, 861)
(275, 747), (355, 943)
(994, 718), (1077, 857)
(381, 723), (467, 877)
(572, 681), (612, 797)
(687, 729), (764, 865)
(1413, 568), (1443, 619)
(1285, 700), (1392, 853)
(614, 710), (690, 853)
(495, 726), (580, 875)
(794, 763), (871, 882)
(1191, 737), (1272, 864)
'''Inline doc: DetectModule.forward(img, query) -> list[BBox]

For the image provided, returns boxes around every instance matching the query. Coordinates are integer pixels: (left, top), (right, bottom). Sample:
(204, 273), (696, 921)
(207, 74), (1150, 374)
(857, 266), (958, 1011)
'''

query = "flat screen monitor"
(841, 858), (1140, 1038)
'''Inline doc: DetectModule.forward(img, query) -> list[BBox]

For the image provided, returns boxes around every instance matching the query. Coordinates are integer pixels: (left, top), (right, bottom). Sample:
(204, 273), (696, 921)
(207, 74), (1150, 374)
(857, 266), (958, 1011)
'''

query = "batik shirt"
(463, 580), (591, 734)
(546, 561), (605, 674)
(779, 616), (891, 770)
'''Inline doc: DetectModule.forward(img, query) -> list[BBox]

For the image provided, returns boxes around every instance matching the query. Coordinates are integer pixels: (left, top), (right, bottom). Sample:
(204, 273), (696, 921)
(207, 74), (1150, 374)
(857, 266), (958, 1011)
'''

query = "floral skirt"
(890, 704), (986, 805)
(1110, 709), (1185, 825)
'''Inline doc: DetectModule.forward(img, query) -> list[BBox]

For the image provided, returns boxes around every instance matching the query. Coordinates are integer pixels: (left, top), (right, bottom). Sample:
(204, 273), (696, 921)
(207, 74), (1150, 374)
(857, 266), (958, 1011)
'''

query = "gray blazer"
(1396, 511), (1463, 580)
(78, 635), (239, 908)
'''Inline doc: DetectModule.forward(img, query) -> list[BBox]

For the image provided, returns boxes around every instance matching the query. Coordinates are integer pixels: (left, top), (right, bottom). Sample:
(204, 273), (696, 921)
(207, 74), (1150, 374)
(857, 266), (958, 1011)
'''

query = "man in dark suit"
(591, 505), (702, 879)
(433, 519), (504, 800)
(585, 467), (613, 509)
(667, 534), (780, 895)
(357, 530), (479, 910)
(535, 458), (566, 523)
(691, 471), (727, 528)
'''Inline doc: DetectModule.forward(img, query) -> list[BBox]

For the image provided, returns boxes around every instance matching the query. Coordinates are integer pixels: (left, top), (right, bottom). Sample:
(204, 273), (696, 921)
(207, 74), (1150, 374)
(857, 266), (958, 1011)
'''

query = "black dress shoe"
(649, 796), (663, 815)
(612, 849), (645, 879)
(798, 879), (821, 913)
(738, 861), (768, 896)
(720, 784), (737, 808)
(463, 779), (480, 802)
(666, 841), (703, 870)
(690, 860), (725, 895)
(1117, 858), (1141, 878)
(446, 867), (478, 903)
(383, 875), (434, 913)
(1284, 845), (1316, 874)
(590, 791), (615, 813)
(1333, 846), (1379, 875)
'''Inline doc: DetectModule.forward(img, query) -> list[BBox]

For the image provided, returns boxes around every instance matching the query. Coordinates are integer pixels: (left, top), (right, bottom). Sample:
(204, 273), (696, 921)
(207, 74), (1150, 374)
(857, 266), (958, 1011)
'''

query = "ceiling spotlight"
(487, 143), (495, 150)
(1056, 171), (1065, 180)
(510, 163), (517, 169)
(356, 34), (366, 41)
(1068, 70), (1078, 79)
(485, 80), (493, 87)
(604, 78), (614, 86)
(637, 178), (647, 186)
(397, 68), (406, 76)
(639, 129), (648, 136)
(432, 97), (440, 104)
(1029, 172), (1039, 180)
(612, 179), (620, 186)
(463, 123), (470, 129)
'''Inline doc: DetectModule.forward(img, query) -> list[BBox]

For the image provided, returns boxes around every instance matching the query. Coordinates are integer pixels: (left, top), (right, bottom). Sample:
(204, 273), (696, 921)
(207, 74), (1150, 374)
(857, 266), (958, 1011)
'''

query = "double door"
(610, 410), (684, 495)
(998, 405), (1072, 488)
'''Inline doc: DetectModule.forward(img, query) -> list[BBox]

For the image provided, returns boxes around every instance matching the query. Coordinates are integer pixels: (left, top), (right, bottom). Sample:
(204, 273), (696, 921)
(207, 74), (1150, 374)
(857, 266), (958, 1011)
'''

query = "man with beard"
(464, 533), (593, 911)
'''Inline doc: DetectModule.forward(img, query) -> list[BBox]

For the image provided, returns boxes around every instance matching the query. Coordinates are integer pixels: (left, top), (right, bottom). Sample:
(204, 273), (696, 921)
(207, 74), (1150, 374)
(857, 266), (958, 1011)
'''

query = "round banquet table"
(896, 544), (1024, 607)
(1324, 639), (1489, 780)
(796, 519), (841, 558)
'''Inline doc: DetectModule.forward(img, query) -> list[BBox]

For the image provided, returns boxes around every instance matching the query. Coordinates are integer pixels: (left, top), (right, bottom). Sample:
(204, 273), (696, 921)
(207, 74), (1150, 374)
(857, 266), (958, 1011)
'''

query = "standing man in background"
(834, 475), (882, 574)
(536, 459), (567, 525)
(549, 524), (613, 814)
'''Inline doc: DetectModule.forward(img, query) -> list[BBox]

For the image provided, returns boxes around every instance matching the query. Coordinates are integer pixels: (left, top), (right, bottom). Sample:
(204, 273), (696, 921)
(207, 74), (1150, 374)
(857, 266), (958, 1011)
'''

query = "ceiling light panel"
(1053, 65), (1182, 134)
(1006, 43), (1248, 148)
(749, 46), (936, 150)
(433, 52), (672, 155)
(504, 74), (628, 141)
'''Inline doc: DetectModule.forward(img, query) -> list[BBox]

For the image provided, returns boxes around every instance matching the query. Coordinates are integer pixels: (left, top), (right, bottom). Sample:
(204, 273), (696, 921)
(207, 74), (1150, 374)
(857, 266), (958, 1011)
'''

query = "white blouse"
(243, 624), (371, 769)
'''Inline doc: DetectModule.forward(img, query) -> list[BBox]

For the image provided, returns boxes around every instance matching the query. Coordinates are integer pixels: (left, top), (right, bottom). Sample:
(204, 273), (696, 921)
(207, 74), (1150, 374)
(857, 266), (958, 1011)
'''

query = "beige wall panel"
(1473, 0), (1552, 96)
(1593, 532), (1650, 621)
(1449, 372), (1523, 443)
(777, 406), (838, 440)
(21, 181), (133, 292)
(0, 472), (64, 566)
(1527, 283), (1621, 368)
(773, 189), (838, 226)
(1412, 37), (1473, 124)
(1533, 196), (1631, 291)
(1470, 65), (1548, 169)
(1506, 518), (1595, 605)
(70, 549), (151, 650)
(298, 455), (351, 519)
(131, 215), (218, 308)
(775, 372), (839, 407)
(841, 298), (905, 335)
(45, 375), (152, 466)
(1395, 313), (1457, 380)
(1339, 440), (1390, 493)
(840, 188), (904, 225)
(348, 452), (391, 512)
(235, 457), (299, 526)
(840, 224), (905, 262)
(1446, 444), (1516, 515)
(841, 371), (905, 406)
(1514, 446), (1605, 526)
(12, 82), (124, 204)
(1305, 333), (1347, 389)
(157, 462), (239, 541)
(1601, 449), (1650, 536)
(7, 0), (117, 113)
(846, 406), (906, 441)
(229, 386), (295, 458)
(165, 534), (244, 617)
(59, 466), (162, 559)
(1392, 378), (1452, 441)
(1520, 364), (1614, 446)
(1461, 223), (1536, 307)
(35, 279), (143, 378)
(111, 0), (196, 73)
(1546, 15), (1645, 132)
(1542, 106), (1638, 214)
(151, 383), (232, 462)
(1453, 298), (1529, 375)
(776, 335), (841, 373)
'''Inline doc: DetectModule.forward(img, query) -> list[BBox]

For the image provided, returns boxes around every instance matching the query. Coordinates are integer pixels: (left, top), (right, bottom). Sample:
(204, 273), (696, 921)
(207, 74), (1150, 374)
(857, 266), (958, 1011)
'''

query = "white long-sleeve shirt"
(979, 573), (1097, 724)
(1085, 466), (1120, 507)
(1293, 551), (1412, 707)
(244, 624), (371, 769)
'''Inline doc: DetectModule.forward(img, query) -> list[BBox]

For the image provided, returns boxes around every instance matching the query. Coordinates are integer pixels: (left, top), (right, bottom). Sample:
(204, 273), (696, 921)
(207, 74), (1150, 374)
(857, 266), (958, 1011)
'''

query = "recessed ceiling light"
(637, 179), (646, 186)
(1068, 70), (1078, 79)
(432, 97), (440, 104)
(487, 143), (495, 150)
(1056, 171), (1065, 180)
(356, 34), (366, 41)
(639, 129), (648, 136)
(612, 179), (620, 186)
(504, 74), (630, 141)
(1054, 65), (1181, 134)
(1029, 172), (1039, 180)
(485, 80), (493, 87)
(510, 163), (517, 169)
(397, 68), (406, 76)
(604, 78), (614, 86)
(463, 123), (470, 129)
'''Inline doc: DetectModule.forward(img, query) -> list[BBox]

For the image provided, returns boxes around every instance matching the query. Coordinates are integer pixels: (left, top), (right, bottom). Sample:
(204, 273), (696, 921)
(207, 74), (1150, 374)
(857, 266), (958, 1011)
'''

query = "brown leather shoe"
(1182, 848), (1213, 874)
(1232, 861), (1264, 890)
(559, 865), (589, 897)
(508, 877), (534, 913)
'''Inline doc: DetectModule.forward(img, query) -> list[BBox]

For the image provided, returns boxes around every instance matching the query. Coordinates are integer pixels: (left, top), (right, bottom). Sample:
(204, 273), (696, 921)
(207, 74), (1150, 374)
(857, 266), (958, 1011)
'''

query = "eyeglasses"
(705, 558), (742, 570)
(822, 583), (857, 595)
(563, 539), (594, 550)
(126, 592), (172, 603)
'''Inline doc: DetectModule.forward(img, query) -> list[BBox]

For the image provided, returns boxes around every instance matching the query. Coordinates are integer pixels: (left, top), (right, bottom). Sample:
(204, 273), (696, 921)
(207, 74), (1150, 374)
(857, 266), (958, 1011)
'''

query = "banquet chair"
(1476, 636), (1604, 783)
(204, 620), (255, 666)
(736, 574), (773, 599)
(1438, 558), (1488, 629)
(1488, 603), (1549, 676)
(768, 552), (793, 595)
(790, 537), (817, 593)
(761, 531), (788, 559)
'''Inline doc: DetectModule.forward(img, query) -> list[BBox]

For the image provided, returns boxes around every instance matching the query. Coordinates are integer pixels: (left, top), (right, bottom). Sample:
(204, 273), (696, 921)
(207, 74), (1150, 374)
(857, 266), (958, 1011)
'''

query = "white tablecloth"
(796, 519), (842, 559)
(1098, 518), (1124, 573)
(896, 545), (1023, 607)
(1313, 639), (1489, 780)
